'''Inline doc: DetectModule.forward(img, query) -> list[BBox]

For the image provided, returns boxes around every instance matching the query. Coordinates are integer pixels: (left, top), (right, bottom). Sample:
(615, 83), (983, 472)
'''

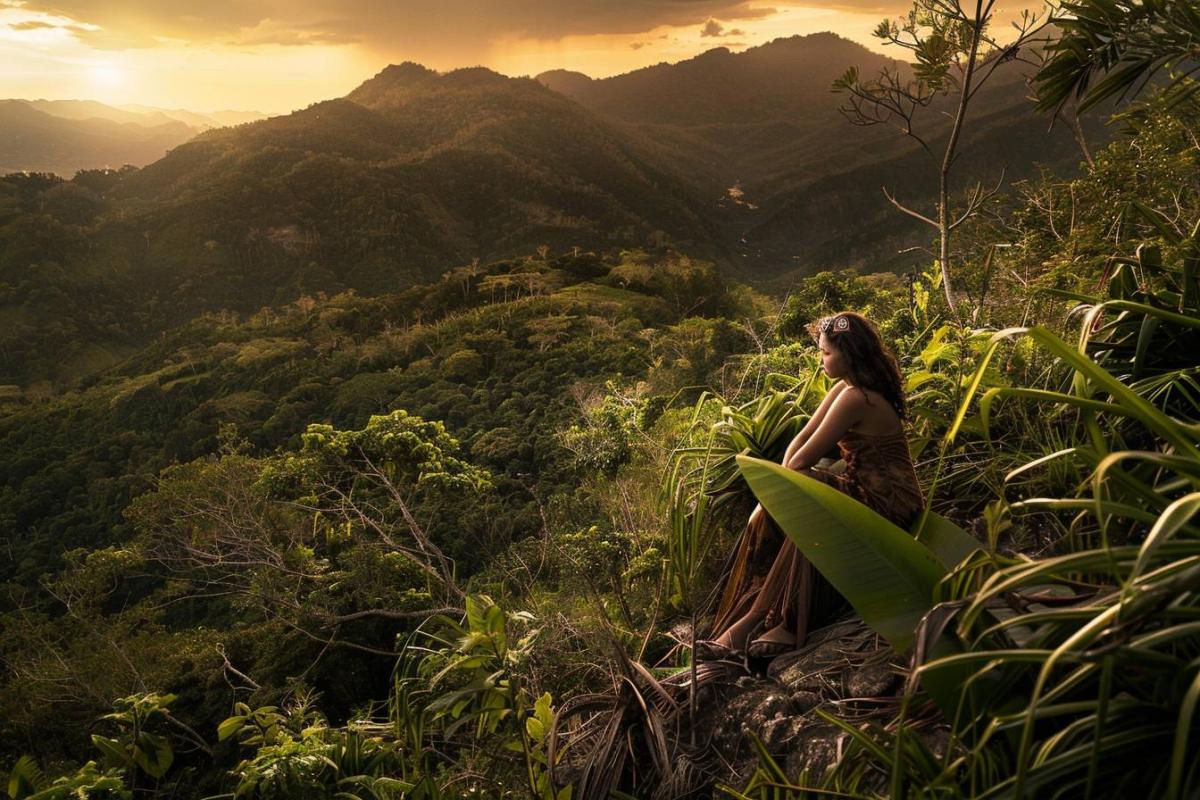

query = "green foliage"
(1036, 0), (1200, 113)
(440, 348), (485, 382)
(269, 409), (491, 499)
(973, 322), (1200, 548)
(777, 270), (906, 341)
(263, 409), (491, 600)
(904, 321), (1002, 455)
(1049, 203), (1200, 419)
(217, 705), (290, 750)
(0, 248), (732, 590)
(91, 693), (176, 782)
(0, 251), (751, 780)
(5, 693), (190, 799)
(218, 709), (409, 800)
(390, 596), (570, 797)
(602, 252), (736, 319)
(558, 386), (659, 476)
(5, 759), (129, 800)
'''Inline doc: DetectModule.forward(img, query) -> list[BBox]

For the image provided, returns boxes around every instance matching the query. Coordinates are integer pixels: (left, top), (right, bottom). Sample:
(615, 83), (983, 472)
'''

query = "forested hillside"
(3, 3), (1200, 797)
(0, 67), (718, 388)
(2, 33), (1107, 390)
(538, 33), (1105, 280)
(0, 251), (740, 591)
(0, 250), (763, 791)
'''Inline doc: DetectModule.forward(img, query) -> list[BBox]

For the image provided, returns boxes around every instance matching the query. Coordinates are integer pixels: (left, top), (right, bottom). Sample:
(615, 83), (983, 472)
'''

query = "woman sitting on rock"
(697, 312), (924, 660)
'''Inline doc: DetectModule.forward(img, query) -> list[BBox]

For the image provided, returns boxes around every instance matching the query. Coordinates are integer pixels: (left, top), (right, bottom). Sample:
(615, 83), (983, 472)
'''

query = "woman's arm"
(784, 388), (865, 471)
(752, 382), (853, 524)
(782, 380), (847, 466)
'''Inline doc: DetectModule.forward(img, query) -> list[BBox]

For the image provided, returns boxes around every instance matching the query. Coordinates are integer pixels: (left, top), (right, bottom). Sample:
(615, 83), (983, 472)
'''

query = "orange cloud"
(19, 0), (783, 49)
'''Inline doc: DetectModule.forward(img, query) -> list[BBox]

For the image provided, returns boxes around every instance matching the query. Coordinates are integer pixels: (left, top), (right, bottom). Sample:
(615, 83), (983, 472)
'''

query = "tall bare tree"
(835, 0), (1052, 312)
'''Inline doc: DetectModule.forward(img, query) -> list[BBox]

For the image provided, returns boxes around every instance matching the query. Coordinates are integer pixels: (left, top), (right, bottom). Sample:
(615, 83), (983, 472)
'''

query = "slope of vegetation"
(3, 3), (1200, 797)
(0, 67), (718, 388)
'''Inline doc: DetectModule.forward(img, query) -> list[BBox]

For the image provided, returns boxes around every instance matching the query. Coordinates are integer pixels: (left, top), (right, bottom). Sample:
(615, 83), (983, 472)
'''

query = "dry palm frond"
(650, 753), (710, 800)
(550, 632), (746, 800)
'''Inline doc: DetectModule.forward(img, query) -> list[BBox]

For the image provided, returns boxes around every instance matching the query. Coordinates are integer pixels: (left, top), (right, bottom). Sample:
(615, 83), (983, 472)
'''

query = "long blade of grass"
(1168, 664), (1200, 800)
(1134, 493), (1200, 578)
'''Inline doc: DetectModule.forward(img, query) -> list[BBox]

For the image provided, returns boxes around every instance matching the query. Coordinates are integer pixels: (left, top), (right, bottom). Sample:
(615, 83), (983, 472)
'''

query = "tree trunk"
(937, 0), (987, 314)
(938, 171), (954, 312)
(1068, 106), (1096, 171)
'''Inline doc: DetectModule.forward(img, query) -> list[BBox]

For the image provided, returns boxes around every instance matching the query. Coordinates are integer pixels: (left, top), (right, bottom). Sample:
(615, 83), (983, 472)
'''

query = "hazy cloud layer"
(23, 0), (785, 50)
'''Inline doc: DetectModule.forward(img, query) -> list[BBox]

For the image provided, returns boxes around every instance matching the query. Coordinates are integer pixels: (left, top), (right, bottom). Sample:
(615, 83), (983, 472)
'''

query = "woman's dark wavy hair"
(807, 312), (907, 420)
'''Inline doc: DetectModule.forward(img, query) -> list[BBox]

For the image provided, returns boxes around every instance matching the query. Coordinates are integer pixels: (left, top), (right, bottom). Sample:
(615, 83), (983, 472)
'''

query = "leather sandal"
(747, 637), (793, 659)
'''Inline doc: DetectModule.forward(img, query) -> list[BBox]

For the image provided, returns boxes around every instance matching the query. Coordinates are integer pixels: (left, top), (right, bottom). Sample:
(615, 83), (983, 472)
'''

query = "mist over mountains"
(23, 100), (265, 131)
(0, 100), (268, 176)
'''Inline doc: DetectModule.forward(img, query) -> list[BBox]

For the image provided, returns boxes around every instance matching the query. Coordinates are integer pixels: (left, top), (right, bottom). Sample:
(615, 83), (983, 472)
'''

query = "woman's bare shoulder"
(832, 384), (868, 410)
(852, 387), (904, 433)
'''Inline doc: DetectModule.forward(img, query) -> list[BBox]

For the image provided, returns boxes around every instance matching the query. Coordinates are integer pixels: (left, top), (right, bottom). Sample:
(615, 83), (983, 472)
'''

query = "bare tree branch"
(883, 186), (940, 227)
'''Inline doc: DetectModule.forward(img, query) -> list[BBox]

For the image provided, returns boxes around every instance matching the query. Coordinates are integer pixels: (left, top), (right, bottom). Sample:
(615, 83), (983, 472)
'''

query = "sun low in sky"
(1, 0), (922, 114)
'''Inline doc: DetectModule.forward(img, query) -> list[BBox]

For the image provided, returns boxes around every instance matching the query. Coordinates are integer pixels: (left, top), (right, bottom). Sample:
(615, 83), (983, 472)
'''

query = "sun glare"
(86, 62), (125, 91)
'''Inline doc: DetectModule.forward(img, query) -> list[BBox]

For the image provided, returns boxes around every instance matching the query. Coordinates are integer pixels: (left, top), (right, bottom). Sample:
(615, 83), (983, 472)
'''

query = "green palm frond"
(1036, 0), (1200, 113)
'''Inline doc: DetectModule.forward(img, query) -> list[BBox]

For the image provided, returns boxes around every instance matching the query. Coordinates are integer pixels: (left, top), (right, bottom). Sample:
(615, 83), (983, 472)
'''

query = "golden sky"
(0, 0), (1017, 113)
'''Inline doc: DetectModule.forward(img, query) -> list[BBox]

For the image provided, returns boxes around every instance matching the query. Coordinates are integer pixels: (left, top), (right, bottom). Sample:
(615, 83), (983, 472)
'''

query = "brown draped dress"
(709, 428), (925, 648)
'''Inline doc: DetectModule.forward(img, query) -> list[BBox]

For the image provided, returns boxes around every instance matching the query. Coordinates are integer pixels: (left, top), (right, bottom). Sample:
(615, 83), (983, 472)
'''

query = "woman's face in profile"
(818, 333), (847, 380)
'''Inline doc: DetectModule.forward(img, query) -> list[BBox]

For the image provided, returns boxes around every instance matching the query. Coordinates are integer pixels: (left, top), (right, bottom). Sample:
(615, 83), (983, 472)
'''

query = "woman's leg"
(746, 538), (807, 647)
(706, 469), (851, 658)
(712, 533), (811, 651)
(706, 504), (769, 651)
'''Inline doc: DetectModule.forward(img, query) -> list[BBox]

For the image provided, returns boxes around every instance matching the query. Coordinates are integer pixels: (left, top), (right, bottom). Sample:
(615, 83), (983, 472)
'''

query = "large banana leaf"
(735, 455), (945, 652)
(915, 511), (983, 569)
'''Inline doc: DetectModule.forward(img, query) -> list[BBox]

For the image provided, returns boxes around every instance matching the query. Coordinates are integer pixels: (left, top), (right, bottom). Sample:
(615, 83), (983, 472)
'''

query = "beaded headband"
(819, 316), (850, 333)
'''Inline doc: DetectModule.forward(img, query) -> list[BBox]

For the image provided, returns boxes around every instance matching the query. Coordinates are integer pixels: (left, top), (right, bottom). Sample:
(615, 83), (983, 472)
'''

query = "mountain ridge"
(0, 99), (271, 175)
(0, 31), (1100, 384)
(0, 100), (198, 175)
(0, 64), (724, 385)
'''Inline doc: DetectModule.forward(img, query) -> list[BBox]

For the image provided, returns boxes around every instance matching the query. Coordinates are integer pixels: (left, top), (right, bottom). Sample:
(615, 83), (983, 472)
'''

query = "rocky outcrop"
(694, 614), (918, 788)
(557, 613), (946, 798)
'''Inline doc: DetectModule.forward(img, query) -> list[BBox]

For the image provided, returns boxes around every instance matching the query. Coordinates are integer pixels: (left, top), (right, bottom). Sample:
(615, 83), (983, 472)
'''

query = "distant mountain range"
(536, 32), (1099, 280)
(1, 32), (1102, 385)
(0, 99), (269, 175)
(536, 34), (907, 208)
(24, 99), (266, 131)
(108, 62), (715, 290)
